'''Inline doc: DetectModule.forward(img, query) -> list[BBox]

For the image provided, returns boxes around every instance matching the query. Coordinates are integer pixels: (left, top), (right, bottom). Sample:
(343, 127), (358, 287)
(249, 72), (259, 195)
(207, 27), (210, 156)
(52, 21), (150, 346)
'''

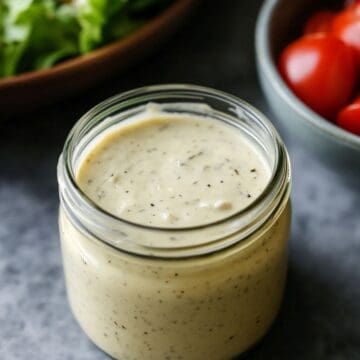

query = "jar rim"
(58, 84), (291, 258)
(60, 84), (290, 232)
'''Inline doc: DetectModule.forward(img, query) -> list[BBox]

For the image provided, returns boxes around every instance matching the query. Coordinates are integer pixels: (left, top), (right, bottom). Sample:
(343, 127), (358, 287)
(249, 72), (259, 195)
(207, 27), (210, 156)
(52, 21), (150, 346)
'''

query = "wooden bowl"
(0, 0), (197, 113)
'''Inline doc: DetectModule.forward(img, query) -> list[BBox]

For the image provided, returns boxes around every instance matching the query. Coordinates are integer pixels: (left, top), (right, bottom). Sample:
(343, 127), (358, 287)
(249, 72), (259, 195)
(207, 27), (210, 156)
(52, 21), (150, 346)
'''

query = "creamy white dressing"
(77, 111), (271, 227)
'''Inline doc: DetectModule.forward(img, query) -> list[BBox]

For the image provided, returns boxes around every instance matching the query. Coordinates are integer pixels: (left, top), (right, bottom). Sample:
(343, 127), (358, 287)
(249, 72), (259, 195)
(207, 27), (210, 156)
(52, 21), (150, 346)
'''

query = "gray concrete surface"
(0, 1), (359, 359)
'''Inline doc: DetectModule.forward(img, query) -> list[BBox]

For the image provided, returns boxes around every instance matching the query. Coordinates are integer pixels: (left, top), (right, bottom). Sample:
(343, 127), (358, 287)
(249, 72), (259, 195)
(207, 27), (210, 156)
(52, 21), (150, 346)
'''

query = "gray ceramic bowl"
(255, 0), (360, 175)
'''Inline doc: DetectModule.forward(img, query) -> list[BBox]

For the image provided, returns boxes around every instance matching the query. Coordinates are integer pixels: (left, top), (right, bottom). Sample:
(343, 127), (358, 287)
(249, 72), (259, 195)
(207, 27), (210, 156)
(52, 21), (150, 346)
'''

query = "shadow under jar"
(57, 85), (291, 360)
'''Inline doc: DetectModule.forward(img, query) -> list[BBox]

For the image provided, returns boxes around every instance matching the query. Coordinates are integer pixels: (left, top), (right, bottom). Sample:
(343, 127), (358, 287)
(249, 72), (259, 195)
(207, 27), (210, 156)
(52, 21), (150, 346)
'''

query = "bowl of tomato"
(256, 0), (360, 174)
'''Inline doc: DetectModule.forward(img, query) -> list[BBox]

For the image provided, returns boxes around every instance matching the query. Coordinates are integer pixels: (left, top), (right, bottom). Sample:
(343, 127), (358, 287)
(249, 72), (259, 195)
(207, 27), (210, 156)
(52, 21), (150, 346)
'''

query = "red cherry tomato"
(336, 96), (360, 135)
(332, 4), (360, 64)
(278, 34), (357, 119)
(304, 11), (336, 34)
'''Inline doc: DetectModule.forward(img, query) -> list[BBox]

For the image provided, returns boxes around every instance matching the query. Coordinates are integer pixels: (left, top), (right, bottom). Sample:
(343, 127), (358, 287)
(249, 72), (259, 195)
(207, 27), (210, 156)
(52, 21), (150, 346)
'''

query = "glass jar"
(57, 85), (291, 360)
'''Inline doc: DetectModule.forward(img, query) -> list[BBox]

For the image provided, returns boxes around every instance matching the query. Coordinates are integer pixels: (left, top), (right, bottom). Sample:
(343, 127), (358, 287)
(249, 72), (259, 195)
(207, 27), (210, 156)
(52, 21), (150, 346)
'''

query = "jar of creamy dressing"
(57, 85), (291, 360)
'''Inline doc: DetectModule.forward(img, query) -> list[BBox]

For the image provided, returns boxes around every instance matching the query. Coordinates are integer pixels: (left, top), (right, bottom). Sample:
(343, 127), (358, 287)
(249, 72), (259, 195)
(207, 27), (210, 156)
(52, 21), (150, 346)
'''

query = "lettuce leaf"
(21, 3), (79, 71)
(1, 0), (34, 76)
(0, 0), (172, 77)
(105, 13), (143, 41)
(1, 0), (80, 75)
(76, 0), (108, 53)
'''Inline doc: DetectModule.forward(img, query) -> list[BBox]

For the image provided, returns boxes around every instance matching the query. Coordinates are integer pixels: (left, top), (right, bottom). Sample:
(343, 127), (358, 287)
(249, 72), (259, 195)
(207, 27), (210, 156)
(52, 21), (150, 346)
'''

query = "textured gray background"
(1, 1), (359, 359)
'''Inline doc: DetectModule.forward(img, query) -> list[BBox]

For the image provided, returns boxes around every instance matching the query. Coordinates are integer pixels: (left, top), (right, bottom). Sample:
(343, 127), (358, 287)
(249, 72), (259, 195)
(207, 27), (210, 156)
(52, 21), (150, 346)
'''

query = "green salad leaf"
(0, 0), (171, 77)
(1, 0), (80, 75)
(1, 0), (33, 76)
(76, 0), (108, 53)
